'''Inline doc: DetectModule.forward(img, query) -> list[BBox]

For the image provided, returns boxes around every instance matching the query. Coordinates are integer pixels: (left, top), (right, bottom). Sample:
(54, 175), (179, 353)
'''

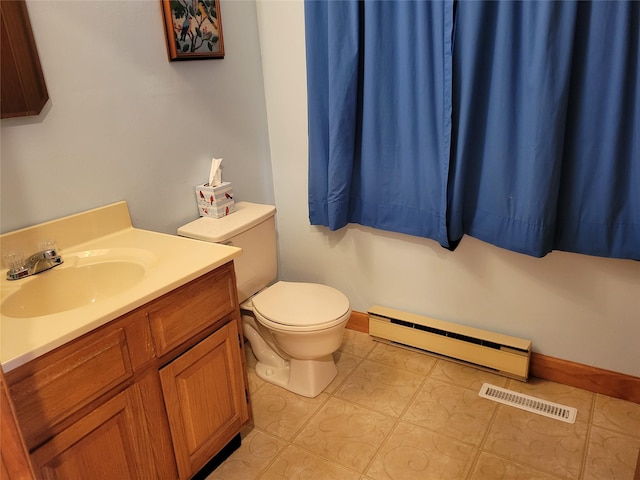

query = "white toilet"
(178, 202), (351, 397)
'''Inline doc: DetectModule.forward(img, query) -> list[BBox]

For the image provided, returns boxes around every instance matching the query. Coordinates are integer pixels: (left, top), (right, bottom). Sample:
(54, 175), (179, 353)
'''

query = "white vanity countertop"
(0, 202), (241, 372)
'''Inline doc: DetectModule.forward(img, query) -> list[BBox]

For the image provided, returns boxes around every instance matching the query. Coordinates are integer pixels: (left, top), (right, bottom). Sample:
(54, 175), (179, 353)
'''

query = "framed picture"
(161, 0), (224, 60)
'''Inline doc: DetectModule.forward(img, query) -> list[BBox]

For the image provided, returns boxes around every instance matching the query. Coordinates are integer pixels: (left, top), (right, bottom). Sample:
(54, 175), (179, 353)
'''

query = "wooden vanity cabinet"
(5, 262), (251, 480)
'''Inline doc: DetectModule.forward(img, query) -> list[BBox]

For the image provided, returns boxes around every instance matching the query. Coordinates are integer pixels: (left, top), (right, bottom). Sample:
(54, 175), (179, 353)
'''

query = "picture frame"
(161, 0), (224, 61)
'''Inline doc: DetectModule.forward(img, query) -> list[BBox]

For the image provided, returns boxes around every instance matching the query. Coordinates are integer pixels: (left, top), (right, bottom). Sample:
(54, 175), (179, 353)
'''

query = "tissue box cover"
(195, 182), (235, 218)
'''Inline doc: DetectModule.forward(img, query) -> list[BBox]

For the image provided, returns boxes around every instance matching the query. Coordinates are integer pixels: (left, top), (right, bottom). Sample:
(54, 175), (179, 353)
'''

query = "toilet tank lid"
(177, 202), (276, 243)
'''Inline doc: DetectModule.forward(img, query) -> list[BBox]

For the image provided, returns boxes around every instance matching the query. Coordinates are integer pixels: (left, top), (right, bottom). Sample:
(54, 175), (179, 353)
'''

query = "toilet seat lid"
(252, 281), (350, 327)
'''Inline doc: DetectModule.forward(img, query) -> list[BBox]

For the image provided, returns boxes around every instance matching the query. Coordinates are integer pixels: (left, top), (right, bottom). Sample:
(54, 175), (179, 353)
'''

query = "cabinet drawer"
(8, 329), (133, 450)
(148, 263), (236, 357)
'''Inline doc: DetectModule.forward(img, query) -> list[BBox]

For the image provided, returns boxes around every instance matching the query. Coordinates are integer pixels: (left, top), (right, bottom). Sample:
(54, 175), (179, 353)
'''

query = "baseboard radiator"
(368, 305), (532, 381)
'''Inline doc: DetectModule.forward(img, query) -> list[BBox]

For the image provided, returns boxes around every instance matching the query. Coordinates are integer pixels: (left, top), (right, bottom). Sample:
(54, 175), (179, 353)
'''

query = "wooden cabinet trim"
(1, 368), (35, 479)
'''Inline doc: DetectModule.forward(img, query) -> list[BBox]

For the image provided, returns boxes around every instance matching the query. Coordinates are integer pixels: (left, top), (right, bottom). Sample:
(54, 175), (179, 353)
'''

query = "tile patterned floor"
(207, 330), (640, 480)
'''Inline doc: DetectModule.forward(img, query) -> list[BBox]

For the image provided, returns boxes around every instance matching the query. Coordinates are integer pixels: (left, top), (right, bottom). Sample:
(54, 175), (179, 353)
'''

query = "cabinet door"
(160, 320), (249, 479)
(30, 385), (157, 480)
(0, 0), (48, 118)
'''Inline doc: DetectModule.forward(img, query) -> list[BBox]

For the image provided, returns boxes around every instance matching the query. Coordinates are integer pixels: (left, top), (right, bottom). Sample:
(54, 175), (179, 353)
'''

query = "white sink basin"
(1, 248), (155, 318)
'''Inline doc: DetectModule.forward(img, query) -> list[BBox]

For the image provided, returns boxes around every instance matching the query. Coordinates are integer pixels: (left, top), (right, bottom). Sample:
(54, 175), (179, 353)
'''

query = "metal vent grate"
(479, 383), (577, 424)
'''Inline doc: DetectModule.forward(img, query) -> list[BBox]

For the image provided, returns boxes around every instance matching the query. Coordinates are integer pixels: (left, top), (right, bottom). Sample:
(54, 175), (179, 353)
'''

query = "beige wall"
(255, 0), (640, 377)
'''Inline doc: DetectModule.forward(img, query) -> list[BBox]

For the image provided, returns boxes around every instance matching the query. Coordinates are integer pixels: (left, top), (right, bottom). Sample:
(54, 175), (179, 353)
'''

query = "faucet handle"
(38, 239), (58, 253)
(3, 250), (24, 269)
(3, 250), (28, 279)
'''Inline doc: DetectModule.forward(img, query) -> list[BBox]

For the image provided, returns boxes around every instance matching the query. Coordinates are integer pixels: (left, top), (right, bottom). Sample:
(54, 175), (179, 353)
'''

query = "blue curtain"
(305, 0), (454, 246)
(448, 1), (578, 256)
(450, 1), (640, 258)
(305, 1), (640, 260)
(554, 2), (639, 258)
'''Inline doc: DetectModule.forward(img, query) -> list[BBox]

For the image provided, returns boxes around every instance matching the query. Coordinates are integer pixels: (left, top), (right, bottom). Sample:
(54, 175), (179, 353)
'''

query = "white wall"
(1, 0), (274, 235)
(255, 1), (640, 377)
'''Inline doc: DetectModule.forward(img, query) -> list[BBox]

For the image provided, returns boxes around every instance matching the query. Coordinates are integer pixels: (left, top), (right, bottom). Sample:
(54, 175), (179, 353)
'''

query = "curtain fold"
(305, 0), (454, 246)
(305, 0), (360, 231)
(450, 0), (639, 259)
(448, 1), (578, 256)
(305, 0), (639, 260)
(554, 1), (640, 258)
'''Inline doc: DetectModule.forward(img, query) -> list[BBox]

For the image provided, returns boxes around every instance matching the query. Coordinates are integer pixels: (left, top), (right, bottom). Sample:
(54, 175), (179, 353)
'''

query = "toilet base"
(255, 355), (337, 398)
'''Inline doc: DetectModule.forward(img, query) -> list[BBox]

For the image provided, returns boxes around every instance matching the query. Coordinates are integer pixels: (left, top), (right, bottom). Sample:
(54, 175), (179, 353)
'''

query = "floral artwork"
(161, 0), (224, 60)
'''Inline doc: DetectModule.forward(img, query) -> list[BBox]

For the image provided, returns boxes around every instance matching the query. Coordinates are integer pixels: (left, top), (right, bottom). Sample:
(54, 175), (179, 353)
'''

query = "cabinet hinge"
(245, 388), (250, 404)
(238, 333), (243, 348)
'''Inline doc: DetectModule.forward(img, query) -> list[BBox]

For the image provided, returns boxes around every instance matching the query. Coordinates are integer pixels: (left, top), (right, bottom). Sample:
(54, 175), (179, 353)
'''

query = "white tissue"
(208, 157), (223, 187)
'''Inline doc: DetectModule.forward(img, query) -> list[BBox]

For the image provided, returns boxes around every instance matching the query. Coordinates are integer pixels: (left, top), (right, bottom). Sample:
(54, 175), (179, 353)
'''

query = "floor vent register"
(479, 383), (577, 424)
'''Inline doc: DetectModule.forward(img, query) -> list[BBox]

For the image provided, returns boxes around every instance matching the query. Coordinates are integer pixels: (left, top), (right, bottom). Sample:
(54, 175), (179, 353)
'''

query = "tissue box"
(195, 182), (235, 218)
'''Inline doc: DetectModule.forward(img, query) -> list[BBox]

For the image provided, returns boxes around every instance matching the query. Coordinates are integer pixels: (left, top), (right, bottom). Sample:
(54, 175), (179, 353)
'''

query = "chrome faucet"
(4, 241), (64, 280)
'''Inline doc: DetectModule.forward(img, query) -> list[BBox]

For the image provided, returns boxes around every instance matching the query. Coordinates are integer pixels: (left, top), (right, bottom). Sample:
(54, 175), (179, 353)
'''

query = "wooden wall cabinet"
(1, 0), (49, 119)
(5, 262), (251, 479)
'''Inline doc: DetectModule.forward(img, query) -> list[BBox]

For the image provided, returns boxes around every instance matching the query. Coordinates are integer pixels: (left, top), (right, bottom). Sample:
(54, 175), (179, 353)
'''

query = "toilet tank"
(177, 202), (277, 302)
